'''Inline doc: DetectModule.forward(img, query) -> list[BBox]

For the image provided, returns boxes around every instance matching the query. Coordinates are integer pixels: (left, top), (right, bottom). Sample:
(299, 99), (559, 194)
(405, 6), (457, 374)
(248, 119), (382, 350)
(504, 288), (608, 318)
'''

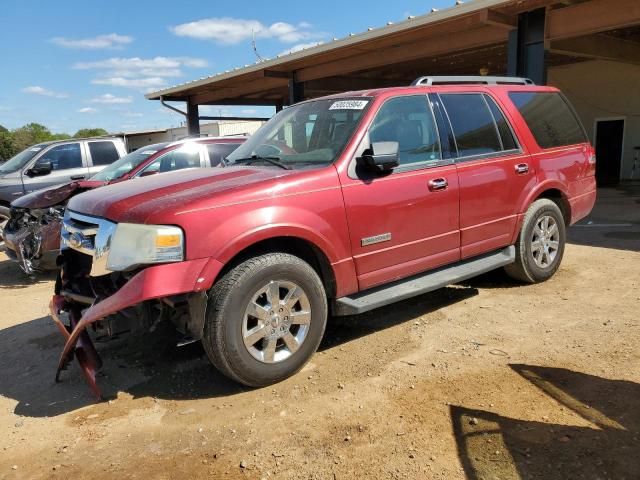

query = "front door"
(439, 92), (537, 259)
(23, 142), (89, 194)
(595, 118), (624, 185)
(340, 94), (460, 291)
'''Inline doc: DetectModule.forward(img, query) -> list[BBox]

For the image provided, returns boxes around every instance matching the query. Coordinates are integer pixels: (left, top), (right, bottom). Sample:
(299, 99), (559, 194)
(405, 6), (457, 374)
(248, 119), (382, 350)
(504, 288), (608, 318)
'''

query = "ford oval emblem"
(68, 232), (84, 249)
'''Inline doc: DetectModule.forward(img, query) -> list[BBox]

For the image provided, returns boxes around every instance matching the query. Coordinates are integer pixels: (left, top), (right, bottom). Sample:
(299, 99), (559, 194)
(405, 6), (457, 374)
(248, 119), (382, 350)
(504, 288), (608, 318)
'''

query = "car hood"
(11, 180), (105, 209)
(67, 167), (298, 223)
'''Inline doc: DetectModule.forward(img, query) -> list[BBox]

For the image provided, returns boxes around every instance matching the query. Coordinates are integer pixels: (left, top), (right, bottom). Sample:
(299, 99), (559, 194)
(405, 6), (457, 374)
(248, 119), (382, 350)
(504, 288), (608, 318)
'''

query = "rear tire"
(202, 253), (327, 387)
(505, 199), (566, 283)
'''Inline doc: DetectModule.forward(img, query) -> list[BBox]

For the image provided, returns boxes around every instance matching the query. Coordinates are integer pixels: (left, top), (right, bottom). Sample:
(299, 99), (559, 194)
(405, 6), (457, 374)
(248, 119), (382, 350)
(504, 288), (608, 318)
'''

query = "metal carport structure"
(146, 0), (640, 182)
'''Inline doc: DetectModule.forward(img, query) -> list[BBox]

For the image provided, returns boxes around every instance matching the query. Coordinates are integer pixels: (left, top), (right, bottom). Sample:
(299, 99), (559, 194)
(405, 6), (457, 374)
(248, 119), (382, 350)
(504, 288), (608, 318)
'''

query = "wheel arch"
(211, 235), (338, 299)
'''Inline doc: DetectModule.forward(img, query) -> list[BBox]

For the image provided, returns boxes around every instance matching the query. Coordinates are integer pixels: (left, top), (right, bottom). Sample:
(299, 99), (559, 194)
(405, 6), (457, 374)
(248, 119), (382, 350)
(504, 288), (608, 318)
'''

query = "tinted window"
(441, 94), (501, 157)
(88, 141), (120, 166)
(369, 95), (441, 166)
(207, 143), (241, 166)
(509, 92), (586, 148)
(39, 143), (82, 170)
(485, 96), (517, 151)
(139, 144), (201, 175)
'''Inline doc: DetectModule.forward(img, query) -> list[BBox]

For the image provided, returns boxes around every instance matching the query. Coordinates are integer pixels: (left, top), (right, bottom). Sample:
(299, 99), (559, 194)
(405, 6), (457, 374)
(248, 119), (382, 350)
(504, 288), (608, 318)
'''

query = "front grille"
(61, 210), (117, 277)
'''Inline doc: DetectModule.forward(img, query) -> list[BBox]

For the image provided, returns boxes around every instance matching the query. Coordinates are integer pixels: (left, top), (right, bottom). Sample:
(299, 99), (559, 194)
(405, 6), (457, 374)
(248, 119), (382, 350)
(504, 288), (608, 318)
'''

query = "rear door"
(23, 141), (89, 193)
(439, 92), (536, 259)
(86, 140), (123, 177)
(340, 94), (460, 290)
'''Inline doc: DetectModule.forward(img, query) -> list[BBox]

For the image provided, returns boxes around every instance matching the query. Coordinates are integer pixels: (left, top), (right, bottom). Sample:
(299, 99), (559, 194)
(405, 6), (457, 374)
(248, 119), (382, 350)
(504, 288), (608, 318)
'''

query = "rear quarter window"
(508, 92), (586, 149)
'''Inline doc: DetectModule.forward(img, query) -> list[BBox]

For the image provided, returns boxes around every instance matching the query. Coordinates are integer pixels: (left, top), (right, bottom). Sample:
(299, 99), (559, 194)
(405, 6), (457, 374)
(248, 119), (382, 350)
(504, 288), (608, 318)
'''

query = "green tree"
(12, 123), (54, 151)
(0, 125), (8, 133)
(73, 128), (108, 138)
(0, 131), (17, 161)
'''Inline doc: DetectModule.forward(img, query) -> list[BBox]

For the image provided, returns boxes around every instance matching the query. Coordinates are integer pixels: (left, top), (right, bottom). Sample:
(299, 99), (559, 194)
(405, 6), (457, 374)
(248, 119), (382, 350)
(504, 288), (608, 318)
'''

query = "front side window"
(138, 143), (201, 176)
(226, 98), (369, 169)
(368, 95), (442, 167)
(39, 143), (82, 170)
(440, 94), (502, 158)
(509, 92), (586, 149)
(88, 141), (120, 166)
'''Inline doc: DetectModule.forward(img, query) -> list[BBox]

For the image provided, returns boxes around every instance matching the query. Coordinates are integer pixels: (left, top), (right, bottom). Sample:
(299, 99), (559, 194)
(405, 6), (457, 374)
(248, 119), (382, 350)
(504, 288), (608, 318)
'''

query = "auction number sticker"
(329, 100), (369, 110)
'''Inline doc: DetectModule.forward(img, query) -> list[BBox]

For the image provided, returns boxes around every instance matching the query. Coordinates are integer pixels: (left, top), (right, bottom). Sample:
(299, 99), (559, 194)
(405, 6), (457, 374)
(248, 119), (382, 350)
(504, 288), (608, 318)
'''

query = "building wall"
(548, 60), (640, 180)
(124, 120), (265, 152)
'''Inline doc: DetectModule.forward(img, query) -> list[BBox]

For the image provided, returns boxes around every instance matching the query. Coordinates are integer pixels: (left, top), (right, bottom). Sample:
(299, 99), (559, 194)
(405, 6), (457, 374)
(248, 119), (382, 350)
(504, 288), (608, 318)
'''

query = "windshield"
(91, 143), (170, 182)
(0, 144), (47, 173)
(226, 98), (370, 168)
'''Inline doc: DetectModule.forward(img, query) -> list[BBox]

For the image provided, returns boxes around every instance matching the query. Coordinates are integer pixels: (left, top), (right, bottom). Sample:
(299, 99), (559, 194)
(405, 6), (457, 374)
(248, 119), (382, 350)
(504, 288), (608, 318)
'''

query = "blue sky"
(0, 0), (454, 134)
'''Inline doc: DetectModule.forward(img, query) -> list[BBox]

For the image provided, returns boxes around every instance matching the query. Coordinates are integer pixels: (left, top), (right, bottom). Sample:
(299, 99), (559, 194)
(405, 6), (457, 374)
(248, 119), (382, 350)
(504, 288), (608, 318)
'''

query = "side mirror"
(358, 141), (399, 172)
(139, 170), (159, 177)
(27, 160), (53, 177)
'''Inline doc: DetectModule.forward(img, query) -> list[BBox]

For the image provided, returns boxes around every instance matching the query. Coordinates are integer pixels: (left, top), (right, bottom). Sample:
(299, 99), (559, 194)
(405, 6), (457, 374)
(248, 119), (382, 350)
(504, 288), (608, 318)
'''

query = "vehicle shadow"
(451, 365), (639, 480)
(567, 186), (640, 253)
(0, 256), (57, 289)
(0, 285), (478, 418)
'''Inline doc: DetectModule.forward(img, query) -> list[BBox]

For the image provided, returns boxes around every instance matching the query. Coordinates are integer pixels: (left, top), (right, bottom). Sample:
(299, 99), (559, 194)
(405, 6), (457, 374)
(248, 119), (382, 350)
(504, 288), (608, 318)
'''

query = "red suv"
(51, 77), (596, 396)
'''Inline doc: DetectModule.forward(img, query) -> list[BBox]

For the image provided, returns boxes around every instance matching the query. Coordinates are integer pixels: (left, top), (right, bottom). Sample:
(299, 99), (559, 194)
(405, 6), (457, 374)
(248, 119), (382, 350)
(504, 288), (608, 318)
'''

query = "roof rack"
(411, 76), (535, 86)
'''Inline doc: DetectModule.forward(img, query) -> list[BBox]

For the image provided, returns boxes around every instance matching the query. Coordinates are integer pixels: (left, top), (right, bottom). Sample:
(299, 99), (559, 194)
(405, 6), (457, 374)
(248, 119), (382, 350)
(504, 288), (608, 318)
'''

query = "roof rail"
(411, 76), (535, 86)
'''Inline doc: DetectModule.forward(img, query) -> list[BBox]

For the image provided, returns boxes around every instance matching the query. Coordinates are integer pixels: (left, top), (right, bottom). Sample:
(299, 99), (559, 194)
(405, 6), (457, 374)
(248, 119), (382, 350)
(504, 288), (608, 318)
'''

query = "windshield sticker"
(30, 147), (43, 152)
(329, 100), (369, 110)
(141, 150), (157, 155)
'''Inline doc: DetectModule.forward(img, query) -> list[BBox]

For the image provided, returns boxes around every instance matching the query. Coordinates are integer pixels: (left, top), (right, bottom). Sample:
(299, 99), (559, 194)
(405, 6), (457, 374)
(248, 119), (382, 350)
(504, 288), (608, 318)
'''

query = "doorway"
(594, 118), (625, 185)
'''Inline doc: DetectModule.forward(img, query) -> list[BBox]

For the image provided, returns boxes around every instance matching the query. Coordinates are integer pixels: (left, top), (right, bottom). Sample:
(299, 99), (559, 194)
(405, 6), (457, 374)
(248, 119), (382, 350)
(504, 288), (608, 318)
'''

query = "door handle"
(515, 163), (529, 175)
(70, 175), (86, 180)
(428, 178), (448, 191)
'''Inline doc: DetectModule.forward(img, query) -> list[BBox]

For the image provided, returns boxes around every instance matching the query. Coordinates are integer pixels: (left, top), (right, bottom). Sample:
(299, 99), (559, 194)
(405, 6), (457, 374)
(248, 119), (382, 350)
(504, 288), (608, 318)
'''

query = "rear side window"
(509, 92), (586, 148)
(207, 143), (241, 166)
(139, 145), (201, 175)
(88, 141), (120, 166)
(440, 94), (502, 157)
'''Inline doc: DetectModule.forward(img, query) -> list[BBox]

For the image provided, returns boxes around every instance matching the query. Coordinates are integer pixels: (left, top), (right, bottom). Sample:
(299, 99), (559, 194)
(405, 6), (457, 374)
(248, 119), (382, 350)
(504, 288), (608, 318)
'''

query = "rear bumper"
(52, 256), (223, 397)
(569, 188), (597, 225)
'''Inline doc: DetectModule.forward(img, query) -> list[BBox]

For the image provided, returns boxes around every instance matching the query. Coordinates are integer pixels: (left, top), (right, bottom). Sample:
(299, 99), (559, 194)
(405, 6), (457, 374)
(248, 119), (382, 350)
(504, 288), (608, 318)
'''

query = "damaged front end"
(51, 210), (220, 398)
(4, 206), (64, 275)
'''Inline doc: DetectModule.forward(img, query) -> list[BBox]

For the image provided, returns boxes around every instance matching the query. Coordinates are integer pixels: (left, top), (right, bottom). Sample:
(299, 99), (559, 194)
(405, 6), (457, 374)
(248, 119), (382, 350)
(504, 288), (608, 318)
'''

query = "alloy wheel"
(531, 215), (560, 268)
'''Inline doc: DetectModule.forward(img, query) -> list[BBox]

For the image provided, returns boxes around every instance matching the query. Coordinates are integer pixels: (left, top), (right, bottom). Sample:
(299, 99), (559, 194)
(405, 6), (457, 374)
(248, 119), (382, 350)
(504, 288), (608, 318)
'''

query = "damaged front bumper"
(51, 257), (222, 398)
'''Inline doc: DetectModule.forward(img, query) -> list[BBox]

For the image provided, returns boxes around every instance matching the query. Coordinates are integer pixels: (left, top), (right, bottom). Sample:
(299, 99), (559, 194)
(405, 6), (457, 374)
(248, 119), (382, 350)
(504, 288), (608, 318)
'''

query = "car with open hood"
(2, 136), (244, 274)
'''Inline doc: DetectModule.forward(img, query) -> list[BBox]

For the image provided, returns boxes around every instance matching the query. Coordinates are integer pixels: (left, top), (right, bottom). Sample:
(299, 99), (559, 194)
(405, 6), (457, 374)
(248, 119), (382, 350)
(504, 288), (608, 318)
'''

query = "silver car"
(0, 137), (126, 249)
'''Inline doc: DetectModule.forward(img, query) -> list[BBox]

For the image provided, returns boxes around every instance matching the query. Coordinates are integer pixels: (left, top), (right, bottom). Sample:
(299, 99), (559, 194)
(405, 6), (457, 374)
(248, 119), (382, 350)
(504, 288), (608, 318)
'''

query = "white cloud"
(92, 77), (167, 90)
(50, 33), (133, 49)
(90, 93), (133, 104)
(21, 86), (68, 98)
(278, 42), (320, 56)
(171, 17), (320, 45)
(74, 56), (208, 91)
(77, 107), (98, 113)
(122, 111), (143, 118)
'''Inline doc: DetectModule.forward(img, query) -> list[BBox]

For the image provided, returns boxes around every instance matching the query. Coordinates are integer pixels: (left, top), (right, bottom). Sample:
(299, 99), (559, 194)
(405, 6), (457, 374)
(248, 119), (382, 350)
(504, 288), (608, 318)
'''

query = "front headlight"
(106, 223), (184, 271)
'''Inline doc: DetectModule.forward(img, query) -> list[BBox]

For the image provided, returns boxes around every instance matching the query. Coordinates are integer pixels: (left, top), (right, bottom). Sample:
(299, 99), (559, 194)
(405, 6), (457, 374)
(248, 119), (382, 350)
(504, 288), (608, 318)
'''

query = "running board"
(333, 246), (515, 316)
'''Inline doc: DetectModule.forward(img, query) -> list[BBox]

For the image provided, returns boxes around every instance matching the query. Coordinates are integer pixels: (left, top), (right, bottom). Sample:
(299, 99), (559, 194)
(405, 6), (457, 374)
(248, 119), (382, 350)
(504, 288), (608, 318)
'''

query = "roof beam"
(190, 77), (289, 104)
(547, 0), (640, 41)
(297, 26), (507, 82)
(480, 9), (517, 29)
(549, 35), (640, 65)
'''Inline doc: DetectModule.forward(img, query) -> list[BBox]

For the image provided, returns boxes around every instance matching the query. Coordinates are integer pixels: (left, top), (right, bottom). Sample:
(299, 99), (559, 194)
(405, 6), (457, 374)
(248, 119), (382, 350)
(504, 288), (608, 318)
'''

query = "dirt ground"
(0, 187), (638, 480)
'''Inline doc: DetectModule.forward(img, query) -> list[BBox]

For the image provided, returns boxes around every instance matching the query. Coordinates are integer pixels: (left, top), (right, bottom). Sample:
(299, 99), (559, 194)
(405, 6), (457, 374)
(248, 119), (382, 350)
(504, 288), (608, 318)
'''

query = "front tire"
(0, 206), (10, 252)
(505, 199), (566, 283)
(202, 253), (327, 387)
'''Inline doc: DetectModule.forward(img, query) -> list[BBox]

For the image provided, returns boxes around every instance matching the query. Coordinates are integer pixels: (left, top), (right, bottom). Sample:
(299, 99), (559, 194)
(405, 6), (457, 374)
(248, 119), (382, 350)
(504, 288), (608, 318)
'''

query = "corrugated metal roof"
(145, 0), (514, 100)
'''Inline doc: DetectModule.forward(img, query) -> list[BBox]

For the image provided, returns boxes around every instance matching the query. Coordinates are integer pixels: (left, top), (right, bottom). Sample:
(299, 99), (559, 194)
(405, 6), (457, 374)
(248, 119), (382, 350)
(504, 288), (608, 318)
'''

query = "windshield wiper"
(232, 155), (291, 170)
